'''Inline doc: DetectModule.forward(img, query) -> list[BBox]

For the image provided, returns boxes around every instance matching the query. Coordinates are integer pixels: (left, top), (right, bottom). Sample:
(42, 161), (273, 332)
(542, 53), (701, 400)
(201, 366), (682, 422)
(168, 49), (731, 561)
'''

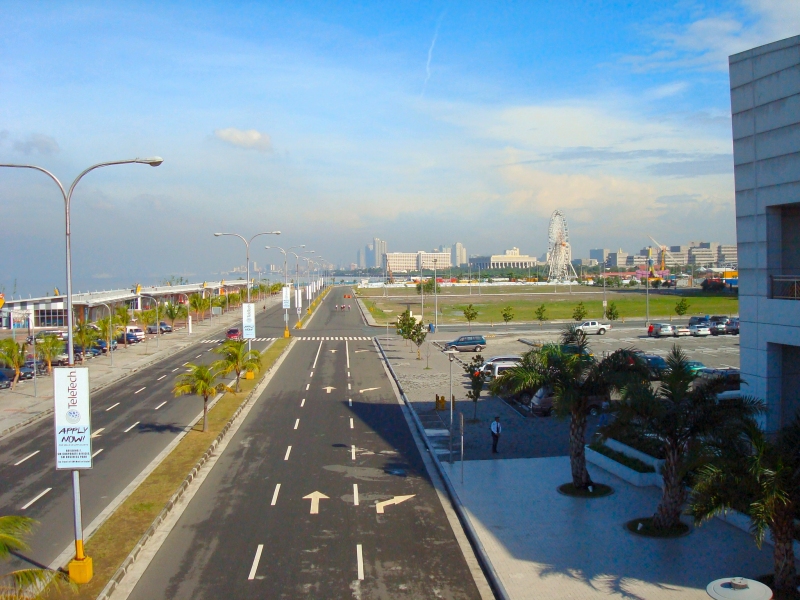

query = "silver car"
(689, 323), (711, 336)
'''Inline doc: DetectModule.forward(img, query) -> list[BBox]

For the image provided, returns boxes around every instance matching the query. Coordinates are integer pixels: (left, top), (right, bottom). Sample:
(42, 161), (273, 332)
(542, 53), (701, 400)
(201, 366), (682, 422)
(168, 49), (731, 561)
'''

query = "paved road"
(0, 301), (291, 572)
(126, 288), (482, 599)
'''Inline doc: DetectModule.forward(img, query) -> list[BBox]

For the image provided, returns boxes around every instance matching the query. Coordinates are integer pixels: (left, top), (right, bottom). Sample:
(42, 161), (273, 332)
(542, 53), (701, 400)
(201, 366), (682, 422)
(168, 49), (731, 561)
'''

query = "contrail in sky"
(421, 13), (445, 97)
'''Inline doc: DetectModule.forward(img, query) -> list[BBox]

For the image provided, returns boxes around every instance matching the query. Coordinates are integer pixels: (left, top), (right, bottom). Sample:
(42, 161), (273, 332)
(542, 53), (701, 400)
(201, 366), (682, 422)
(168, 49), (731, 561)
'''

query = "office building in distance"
(468, 248), (539, 270)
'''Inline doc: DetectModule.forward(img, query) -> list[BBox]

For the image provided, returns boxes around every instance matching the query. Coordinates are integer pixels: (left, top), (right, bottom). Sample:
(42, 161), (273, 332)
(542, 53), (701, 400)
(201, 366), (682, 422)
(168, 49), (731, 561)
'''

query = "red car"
(226, 328), (242, 341)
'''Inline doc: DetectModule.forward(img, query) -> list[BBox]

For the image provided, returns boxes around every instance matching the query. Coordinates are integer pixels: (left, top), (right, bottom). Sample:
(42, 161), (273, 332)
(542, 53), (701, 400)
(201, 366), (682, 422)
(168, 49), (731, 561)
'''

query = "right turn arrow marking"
(375, 494), (415, 514)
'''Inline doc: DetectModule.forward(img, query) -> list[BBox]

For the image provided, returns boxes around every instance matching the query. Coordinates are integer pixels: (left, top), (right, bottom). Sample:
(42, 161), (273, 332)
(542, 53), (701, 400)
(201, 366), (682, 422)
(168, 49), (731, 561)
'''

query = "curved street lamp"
(265, 244), (305, 337)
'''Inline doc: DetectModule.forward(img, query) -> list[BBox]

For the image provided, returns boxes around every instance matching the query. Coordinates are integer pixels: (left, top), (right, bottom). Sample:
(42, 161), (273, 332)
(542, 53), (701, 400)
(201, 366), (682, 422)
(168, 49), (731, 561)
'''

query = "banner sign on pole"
(54, 367), (92, 469)
(295, 288), (302, 309)
(282, 286), (291, 309)
(242, 303), (256, 339)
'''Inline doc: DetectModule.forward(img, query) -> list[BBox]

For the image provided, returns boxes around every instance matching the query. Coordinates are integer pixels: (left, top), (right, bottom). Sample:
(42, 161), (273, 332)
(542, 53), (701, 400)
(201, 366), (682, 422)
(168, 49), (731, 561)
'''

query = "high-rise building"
(356, 248), (365, 269)
(589, 248), (610, 264)
(372, 238), (387, 268)
(451, 242), (467, 266)
(365, 244), (374, 268)
(730, 35), (800, 431)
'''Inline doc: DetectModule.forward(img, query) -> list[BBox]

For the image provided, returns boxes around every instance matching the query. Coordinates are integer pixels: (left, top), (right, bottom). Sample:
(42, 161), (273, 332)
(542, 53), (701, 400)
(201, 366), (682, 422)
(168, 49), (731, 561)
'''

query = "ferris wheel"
(546, 210), (578, 282)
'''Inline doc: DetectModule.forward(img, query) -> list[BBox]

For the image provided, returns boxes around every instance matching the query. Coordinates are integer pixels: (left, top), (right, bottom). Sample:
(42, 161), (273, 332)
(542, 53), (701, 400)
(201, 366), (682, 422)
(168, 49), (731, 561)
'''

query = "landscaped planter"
(585, 445), (662, 488)
(605, 438), (665, 473)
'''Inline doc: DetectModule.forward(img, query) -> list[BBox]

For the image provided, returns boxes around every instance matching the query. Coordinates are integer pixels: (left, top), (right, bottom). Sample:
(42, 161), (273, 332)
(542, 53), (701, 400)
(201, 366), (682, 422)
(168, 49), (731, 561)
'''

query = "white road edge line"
(105, 402), (120, 412)
(157, 375), (166, 381)
(134, 387), (146, 394)
(284, 446), (292, 460)
(124, 422), (140, 433)
(14, 450), (40, 466)
(92, 448), (104, 458)
(313, 340), (323, 369)
(294, 418), (299, 430)
(356, 544), (364, 580)
(21, 488), (52, 510)
(271, 484), (281, 506)
(351, 445), (356, 460)
(353, 484), (359, 506)
(346, 340), (350, 369)
(248, 544), (264, 580)
(301, 398), (305, 407)
(155, 401), (167, 410)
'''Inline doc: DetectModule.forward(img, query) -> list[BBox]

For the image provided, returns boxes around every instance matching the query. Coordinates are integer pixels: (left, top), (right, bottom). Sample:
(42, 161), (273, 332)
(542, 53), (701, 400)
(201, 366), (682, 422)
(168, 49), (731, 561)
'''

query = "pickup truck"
(575, 320), (612, 335)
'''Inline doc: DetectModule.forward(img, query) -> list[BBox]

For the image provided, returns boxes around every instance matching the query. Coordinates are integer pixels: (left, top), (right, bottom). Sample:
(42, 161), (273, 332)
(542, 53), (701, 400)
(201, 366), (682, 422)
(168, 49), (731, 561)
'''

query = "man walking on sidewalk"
(491, 416), (501, 454)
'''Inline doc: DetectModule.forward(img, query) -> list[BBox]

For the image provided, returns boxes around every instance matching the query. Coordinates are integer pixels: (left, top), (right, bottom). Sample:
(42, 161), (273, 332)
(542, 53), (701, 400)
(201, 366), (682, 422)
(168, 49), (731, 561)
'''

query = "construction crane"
(648, 235), (680, 273)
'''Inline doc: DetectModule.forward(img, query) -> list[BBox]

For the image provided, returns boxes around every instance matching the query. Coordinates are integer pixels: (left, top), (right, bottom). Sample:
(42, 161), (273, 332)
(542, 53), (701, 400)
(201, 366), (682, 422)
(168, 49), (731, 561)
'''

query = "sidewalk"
(0, 299), (279, 437)
(381, 333), (782, 599)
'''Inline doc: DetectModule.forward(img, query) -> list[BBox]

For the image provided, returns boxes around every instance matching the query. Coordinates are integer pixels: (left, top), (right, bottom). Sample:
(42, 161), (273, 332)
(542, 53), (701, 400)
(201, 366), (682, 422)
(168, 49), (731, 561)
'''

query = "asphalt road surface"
(0, 301), (291, 572)
(126, 288), (482, 599)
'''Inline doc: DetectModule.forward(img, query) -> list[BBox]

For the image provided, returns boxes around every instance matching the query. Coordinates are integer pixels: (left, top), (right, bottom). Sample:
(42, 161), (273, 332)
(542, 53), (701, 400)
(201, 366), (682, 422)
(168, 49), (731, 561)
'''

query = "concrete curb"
(0, 301), (280, 441)
(375, 338), (510, 600)
(94, 338), (295, 600)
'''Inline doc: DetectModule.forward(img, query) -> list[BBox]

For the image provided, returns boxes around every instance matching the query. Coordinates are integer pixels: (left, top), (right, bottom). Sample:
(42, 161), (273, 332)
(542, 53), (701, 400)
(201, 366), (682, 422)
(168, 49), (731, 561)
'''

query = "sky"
(1, 0), (799, 295)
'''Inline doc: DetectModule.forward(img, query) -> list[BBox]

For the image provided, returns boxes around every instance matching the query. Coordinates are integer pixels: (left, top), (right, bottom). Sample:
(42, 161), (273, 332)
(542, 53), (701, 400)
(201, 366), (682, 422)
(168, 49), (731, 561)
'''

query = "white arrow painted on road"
(359, 387), (380, 394)
(322, 386), (336, 394)
(375, 495), (415, 514)
(91, 428), (105, 439)
(354, 350), (368, 353)
(329, 349), (337, 353)
(303, 491), (329, 514)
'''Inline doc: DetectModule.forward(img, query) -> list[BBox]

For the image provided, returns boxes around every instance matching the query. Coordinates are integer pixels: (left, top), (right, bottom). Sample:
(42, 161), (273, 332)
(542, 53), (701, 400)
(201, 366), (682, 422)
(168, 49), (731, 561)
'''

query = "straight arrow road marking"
(359, 387), (380, 393)
(356, 544), (364, 580)
(21, 488), (52, 510)
(284, 446), (292, 460)
(303, 491), (329, 514)
(353, 484), (359, 506)
(91, 428), (105, 439)
(14, 450), (39, 466)
(248, 545), (263, 580)
(124, 422), (140, 433)
(105, 403), (120, 412)
(271, 484), (281, 506)
(329, 349), (337, 353)
(322, 386), (335, 394)
(375, 495), (415, 514)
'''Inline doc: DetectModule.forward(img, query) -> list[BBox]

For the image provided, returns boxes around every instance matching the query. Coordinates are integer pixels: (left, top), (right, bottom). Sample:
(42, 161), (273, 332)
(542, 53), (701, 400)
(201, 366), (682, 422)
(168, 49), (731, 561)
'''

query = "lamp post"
(215, 231), (280, 350)
(288, 250), (314, 328)
(433, 258), (438, 331)
(0, 156), (163, 584)
(139, 294), (160, 348)
(445, 349), (457, 464)
(265, 244), (305, 337)
(97, 302), (114, 367)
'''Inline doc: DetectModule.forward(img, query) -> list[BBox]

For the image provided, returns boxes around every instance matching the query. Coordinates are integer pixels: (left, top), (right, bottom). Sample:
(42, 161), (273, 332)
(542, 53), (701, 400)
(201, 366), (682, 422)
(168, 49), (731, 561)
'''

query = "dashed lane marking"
(155, 401), (167, 410)
(106, 403), (120, 412)
(301, 398), (305, 407)
(356, 544), (364, 580)
(157, 375), (166, 381)
(21, 488), (52, 510)
(353, 484), (359, 506)
(271, 484), (281, 506)
(350, 418), (354, 429)
(351, 445), (356, 460)
(294, 419), (300, 430)
(248, 545), (264, 580)
(134, 387), (146, 394)
(124, 422), (140, 433)
(284, 446), (292, 460)
(92, 448), (103, 458)
(14, 451), (39, 466)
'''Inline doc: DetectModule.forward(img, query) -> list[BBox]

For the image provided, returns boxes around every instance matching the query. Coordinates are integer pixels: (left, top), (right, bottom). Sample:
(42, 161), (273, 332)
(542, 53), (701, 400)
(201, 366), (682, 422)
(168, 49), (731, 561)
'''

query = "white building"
(451, 242), (467, 267)
(384, 251), (452, 272)
(730, 35), (800, 431)
(468, 248), (538, 270)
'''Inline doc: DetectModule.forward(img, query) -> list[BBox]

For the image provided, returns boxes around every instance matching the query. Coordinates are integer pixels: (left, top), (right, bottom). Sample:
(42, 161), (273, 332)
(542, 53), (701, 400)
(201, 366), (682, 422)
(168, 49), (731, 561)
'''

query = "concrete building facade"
(451, 242), (467, 267)
(730, 35), (800, 431)
(468, 248), (538, 270)
(384, 251), (452, 272)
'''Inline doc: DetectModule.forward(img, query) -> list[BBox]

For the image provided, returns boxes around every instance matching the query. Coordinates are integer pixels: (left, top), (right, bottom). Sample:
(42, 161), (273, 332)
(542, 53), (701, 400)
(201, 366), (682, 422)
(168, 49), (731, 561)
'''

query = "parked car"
(94, 339), (118, 353)
(710, 319), (729, 336)
(125, 326), (145, 341)
(226, 328), (242, 341)
(146, 321), (173, 334)
(637, 353), (670, 380)
(697, 367), (741, 392)
(689, 316), (711, 327)
(689, 323), (711, 336)
(479, 355), (521, 376)
(0, 367), (33, 381)
(529, 385), (608, 416)
(575, 320), (612, 335)
(651, 323), (677, 337)
(0, 372), (10, 389)
(24, 360), (47, 376)
(487, 361), (519, 381)
(725, 318), (740, 335)
(74, 346), (101, 359)
(117, 332), (140, 344)
(444, 335), (486, 352)
(674, 325), (691, 337)
(686, 361), (707, 376)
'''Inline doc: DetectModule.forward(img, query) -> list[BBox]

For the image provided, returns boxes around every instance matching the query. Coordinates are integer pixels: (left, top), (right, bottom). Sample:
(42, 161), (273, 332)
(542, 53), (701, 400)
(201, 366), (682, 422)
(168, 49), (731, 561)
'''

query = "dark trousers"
(492, 433), (499, 453)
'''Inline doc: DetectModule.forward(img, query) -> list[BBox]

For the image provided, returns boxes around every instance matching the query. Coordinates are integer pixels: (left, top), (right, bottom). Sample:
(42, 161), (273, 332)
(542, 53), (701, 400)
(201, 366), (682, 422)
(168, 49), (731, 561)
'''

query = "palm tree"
(136, 309), (155, 330)
(604, 346), (763, 531)
(115, 305), (131, 347)
(97, 316), (122, 353)
(212, 340), (262, 392)
(162, 301), (187, 330)
(689, 417), (797, 596)
(1, 515), (72, 598)
(0, 340), (27, 389)
(35, 335), (64, 374)
(173, 364), (230, 432)
(492, 326), (647, 489)
(72, 323), (98, 365)
(188, 294), (205, 323)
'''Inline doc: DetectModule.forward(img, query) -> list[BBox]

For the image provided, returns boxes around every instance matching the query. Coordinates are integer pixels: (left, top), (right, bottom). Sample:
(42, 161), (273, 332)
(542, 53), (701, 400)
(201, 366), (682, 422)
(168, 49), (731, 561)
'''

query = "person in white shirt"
(491, 416), (502, 453)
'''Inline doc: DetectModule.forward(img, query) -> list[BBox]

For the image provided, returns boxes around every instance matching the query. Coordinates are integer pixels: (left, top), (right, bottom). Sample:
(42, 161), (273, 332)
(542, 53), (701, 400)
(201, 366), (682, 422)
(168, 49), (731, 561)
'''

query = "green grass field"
(358, 289), (738, 325)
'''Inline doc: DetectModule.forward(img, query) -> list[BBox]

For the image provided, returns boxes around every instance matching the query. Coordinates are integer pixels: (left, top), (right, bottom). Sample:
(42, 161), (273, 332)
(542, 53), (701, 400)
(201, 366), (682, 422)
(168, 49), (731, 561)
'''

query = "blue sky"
(1, 1), (799, 294)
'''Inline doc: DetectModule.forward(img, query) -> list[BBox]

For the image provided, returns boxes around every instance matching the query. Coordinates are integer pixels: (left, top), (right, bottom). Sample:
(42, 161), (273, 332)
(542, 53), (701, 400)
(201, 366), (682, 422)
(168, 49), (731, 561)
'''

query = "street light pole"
(434, 258), (438, 331)
(0, 156), (163, 585)
(445, 349), (457, 464)
(139, 294), (160, 348)
(266, 244), (305, 337)
(98, 302), (114, 367)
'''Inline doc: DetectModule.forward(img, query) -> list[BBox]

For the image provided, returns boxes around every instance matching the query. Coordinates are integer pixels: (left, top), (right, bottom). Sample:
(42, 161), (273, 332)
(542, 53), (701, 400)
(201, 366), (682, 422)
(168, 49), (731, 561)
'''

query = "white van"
(126, 326), (145, 341)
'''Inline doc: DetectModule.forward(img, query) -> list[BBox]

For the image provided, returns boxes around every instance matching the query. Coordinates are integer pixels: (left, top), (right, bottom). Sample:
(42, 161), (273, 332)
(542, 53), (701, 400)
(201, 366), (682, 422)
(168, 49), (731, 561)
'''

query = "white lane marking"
(106, 402), (120, 412)
(303, 491), (329, 514)
(195, 354), (202, 358)
(351, 445), (356, 460)
(294, 418), (299, 430)
(21, 488), (52, 510)
(271, 484), (281, 506)
(134, 387), (146, 394)
(248, 544), (264, 580)
(356, 544), (364, 580)
(313, 341), (323, 369)
(14, 450), (40, 466)
(359, 387), (380, 393)
(92, 448), (104, 458)
(155, 401), (167, 410)
(348, 383), (351, 390)
(305, 384), (310, 391)
(157, 375), (166, 381)
(301, 398), (305, 407)
(354, 350), (368, 353)
(350, 417), (354, 429)
(124, 421), (140, 433)
(91, 428), (105, 438)
(310, 371), (314, 378)
(348, 371), (350, 378)
(349, 398), (352, 407)
(284, 446), (292, 460)
(353, 484), (359, 506)
(346, 340), (350, 369)
(172, 368), (179, 372)
(182, 362), (189, 366)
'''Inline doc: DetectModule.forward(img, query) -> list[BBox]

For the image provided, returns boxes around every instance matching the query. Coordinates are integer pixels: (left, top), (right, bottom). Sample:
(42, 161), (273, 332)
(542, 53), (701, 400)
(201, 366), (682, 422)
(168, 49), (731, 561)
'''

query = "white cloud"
(13, 133), (60, 155)
(214, 128), (272, 152)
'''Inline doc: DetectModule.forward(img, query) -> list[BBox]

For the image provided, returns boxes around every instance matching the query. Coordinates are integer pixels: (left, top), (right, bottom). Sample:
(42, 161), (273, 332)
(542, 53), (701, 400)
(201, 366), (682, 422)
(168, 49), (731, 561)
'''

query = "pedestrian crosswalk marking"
(294, 336), (373, 341)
